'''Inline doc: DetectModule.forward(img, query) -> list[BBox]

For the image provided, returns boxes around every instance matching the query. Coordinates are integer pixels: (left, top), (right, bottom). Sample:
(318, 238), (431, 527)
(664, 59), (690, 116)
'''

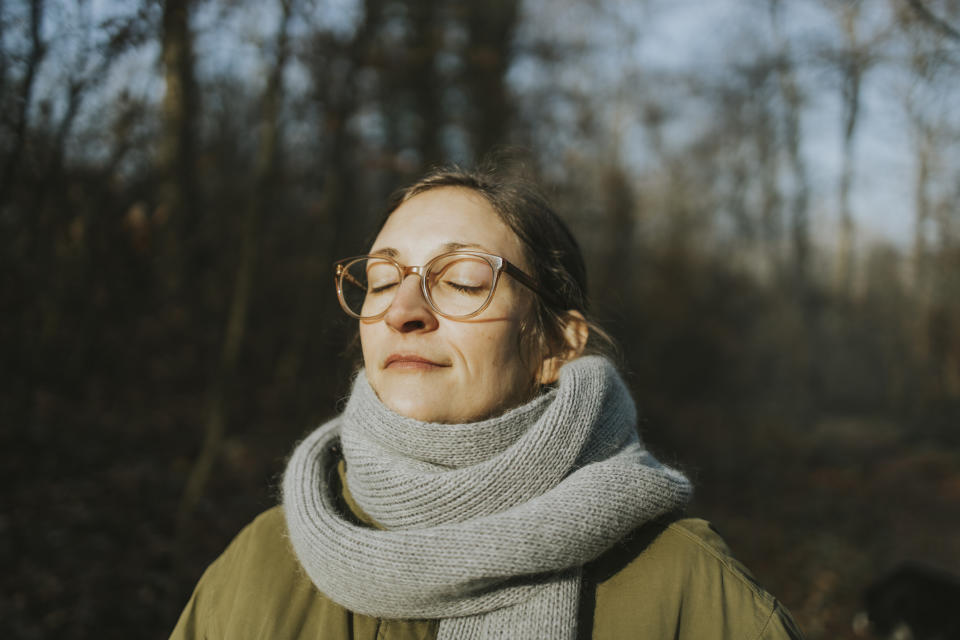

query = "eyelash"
(445, 282), (483, 293)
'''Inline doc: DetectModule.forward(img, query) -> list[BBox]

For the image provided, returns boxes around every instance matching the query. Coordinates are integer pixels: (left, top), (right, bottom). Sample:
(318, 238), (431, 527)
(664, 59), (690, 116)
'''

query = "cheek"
(465, 321), (532, 383)
(457, 320), (515, 358)
(359, 324), (379, 369)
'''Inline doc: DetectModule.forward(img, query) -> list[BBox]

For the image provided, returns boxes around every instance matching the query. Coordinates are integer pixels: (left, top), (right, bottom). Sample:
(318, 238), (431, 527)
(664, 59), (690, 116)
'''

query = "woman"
(171, 167), (804, 639)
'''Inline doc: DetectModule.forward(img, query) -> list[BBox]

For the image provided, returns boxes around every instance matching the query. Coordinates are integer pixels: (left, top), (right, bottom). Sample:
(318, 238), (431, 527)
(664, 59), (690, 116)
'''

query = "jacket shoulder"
(170, 506), (355, 639)
(170, 507), (438, 640)
(588, 518), (804, 640)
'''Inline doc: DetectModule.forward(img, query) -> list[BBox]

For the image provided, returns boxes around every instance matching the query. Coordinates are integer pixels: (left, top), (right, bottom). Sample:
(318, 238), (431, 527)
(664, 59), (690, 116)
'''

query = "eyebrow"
(369, 242), (494, 260)
(440, 241), (492, 253)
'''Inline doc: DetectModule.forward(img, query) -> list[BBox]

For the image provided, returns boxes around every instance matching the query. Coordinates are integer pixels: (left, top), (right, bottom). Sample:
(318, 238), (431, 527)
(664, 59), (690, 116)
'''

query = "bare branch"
(905, 0), (960, 41)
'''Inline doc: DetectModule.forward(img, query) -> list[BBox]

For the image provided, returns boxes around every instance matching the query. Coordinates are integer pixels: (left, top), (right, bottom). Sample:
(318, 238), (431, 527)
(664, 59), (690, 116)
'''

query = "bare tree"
(177, 0), (297, 533)
(0, 0), (46, 205)
(820, 0), (885, 294)
(0, 0), (6, 99)
(158, 0), (200, 291)
(407, 0), (443, 165)
(909, 107), (935, 293)
(769, 0), (812, 290)
(905, 0), (960, 40)
(462, 0), (519, 157)
(35, 5), (150, 208)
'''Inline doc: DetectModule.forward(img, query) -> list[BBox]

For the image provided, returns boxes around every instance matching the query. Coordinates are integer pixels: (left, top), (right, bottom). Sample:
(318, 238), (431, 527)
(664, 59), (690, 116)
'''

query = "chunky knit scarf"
(283, 356), (692, 639)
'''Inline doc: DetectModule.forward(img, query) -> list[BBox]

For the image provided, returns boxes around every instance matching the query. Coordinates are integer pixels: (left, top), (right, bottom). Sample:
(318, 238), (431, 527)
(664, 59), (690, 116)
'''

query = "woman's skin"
(360, 186), (558, 423)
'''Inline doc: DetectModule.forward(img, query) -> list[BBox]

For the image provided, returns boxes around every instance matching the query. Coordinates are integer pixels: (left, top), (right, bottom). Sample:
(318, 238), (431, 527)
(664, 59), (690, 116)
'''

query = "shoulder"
(228, 505), (288, 550)
(202, 506), (294, 581)
(588, 518), (804, 640)
(170, 506), (354, 639)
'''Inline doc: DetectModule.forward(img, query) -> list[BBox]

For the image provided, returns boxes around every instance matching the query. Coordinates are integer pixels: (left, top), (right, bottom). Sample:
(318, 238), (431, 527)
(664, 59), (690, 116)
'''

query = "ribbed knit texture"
(283, 356), (692, 639)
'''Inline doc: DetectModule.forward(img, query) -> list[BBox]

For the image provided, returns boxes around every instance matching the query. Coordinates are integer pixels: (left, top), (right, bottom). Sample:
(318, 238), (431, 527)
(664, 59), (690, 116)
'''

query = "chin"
(389, 395), (494, 424)
(380, 389), (448, 423)
(371, 375), (508, 424)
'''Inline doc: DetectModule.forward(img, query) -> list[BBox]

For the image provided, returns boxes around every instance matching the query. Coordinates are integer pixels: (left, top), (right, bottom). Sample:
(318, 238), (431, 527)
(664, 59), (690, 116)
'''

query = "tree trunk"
(158, 0), (199, 292)
(176, 0), (295, 535)
(782, 78), (810, 292)
(769, 0), (811, 290)
(0, 0), (7, 99)
(836, 68), (860, 296)
(598, 166), (636, 299)
(273, 0), (388, 397)
(409, 0), (442, 166)
(833, 2), (871, 297)
(911, 121), (933, 296)
(0, 0), (45, 206)
(463, 0), (519, 157)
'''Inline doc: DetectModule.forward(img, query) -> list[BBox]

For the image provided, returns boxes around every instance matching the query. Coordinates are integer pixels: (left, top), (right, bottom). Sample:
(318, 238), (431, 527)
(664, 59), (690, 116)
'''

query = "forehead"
(371, 187), (527, 265)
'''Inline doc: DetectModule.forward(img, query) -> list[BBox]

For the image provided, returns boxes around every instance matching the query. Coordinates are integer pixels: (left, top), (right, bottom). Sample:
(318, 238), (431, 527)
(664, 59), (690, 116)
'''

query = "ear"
(537, 310), (589, 385)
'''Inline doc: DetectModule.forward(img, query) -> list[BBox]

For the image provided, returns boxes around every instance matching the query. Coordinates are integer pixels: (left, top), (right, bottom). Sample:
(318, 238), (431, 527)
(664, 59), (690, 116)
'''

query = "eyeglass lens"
(340, 254), (496, 318)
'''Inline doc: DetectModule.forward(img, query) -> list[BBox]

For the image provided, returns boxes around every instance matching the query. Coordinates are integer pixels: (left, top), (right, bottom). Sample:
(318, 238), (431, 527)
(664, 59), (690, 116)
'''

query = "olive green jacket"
(172, 467), (803, 640)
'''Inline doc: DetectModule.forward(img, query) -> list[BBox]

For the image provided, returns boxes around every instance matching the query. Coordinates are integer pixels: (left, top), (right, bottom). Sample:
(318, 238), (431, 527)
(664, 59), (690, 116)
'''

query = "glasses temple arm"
(338, 266), (366, 290)
(501, 261), (565, 309)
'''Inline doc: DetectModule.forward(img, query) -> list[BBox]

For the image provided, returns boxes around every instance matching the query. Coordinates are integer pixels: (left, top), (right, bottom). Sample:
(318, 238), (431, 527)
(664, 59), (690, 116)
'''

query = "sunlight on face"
(359, 187), (542, 423)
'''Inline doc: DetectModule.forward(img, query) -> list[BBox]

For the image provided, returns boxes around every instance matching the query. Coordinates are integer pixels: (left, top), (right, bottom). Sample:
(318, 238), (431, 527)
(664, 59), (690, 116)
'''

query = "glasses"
(334, 251), (548, 320)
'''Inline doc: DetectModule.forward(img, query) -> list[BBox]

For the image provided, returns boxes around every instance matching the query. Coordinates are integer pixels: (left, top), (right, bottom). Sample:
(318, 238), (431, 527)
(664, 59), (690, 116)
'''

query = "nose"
(383, 275), (439, 333)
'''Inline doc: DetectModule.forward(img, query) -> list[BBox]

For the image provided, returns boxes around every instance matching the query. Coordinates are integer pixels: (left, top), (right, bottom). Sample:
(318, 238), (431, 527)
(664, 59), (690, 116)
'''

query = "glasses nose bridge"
(390, 263), (432, 311)
(400, 264), (428, 280)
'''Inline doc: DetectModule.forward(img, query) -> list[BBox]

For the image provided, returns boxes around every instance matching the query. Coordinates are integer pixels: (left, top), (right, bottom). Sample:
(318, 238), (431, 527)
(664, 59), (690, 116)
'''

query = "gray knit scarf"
(283, 356), (692, 639)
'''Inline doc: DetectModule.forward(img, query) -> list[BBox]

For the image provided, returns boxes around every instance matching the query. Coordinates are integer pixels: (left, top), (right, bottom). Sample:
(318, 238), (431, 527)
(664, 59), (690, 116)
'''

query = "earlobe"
(537, 310), (589, 385)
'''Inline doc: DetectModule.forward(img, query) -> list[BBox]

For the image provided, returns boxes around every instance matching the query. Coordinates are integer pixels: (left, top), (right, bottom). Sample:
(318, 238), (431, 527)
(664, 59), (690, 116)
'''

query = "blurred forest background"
(2, 0), (959, 638)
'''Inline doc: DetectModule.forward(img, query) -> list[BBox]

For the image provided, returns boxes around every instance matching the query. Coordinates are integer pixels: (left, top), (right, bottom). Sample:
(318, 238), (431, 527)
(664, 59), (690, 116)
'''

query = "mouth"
(383, 353), (449, 371)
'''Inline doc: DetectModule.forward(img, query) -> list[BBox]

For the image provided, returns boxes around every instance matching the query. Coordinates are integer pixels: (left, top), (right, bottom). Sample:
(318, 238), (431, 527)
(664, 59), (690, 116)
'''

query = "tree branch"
(906, 0), (960, 41)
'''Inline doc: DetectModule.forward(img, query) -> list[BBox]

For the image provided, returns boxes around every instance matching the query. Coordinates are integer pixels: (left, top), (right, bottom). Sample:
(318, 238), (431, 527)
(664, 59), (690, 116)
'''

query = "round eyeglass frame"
(334, 250), (552, 320)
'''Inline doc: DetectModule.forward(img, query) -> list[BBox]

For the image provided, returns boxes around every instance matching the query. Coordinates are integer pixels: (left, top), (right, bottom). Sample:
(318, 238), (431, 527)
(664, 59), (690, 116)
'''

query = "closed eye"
(370, 282), (399, 294)
(444, 281), (485, 294)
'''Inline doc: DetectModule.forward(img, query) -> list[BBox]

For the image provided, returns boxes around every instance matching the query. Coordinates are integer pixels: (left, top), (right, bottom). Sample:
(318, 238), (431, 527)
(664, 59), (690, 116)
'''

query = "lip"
(383, 353), (449, 370)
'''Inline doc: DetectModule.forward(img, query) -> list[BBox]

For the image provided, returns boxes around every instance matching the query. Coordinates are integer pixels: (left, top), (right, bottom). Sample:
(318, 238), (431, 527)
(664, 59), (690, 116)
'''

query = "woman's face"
(360, 187), (542, 423)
